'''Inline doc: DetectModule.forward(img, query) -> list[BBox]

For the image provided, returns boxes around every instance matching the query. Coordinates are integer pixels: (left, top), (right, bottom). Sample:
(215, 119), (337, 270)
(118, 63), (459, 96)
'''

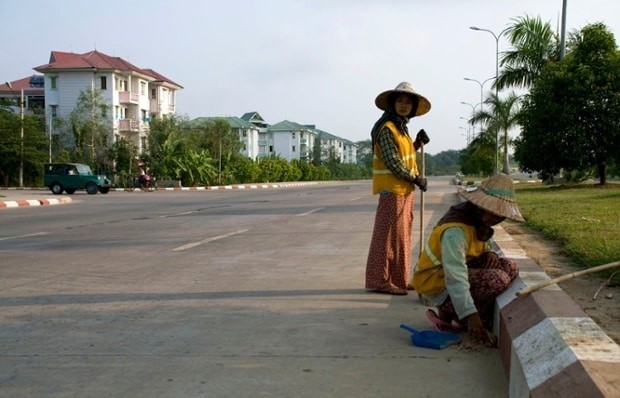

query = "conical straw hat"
(375, 82), (431, 118)
(458, 173), (525, 222)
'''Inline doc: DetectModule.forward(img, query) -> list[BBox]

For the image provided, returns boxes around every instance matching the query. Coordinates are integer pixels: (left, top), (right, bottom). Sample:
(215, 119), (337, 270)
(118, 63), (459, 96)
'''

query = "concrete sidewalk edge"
(492, 226), (620, 397)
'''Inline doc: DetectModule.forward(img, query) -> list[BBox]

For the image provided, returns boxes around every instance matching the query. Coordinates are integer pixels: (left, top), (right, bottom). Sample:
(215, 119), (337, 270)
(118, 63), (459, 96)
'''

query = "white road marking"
(296, 207), (324, 216)
(0, 232), (48, 241)
(172, 229), (249, 251)
(160, 211), (196, 218)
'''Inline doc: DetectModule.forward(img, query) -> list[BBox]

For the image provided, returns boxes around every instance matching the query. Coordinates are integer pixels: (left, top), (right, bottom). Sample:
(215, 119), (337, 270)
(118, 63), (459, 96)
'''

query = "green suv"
(44, 163), (111, 195)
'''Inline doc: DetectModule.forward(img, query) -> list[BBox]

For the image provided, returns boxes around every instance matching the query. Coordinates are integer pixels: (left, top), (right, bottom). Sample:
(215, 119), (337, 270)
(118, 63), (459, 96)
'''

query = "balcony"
(119, 118), (139, 132)
(119, 91), (139, 104)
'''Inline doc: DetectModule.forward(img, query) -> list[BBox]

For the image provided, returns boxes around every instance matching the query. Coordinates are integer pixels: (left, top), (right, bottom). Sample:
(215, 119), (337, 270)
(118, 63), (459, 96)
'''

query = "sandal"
(426, 309), (464, 333)
(373, 286), (408, 296)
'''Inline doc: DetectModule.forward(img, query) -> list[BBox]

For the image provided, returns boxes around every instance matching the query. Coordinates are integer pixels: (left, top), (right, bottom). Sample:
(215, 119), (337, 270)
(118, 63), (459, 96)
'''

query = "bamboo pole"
(516, 261), (620, 297)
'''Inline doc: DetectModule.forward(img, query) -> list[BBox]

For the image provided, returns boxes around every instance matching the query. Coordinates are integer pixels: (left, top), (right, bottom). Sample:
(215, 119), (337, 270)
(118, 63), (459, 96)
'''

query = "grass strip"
(514, 182), (620, 282)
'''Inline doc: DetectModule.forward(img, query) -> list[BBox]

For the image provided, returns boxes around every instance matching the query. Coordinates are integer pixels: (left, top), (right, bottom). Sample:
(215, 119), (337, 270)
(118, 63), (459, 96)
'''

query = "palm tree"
(470, 92), (521, 174)
(496, 15), (560, 91)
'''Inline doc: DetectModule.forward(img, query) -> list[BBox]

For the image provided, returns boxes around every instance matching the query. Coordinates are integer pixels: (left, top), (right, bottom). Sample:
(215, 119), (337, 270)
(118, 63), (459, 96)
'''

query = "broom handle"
(419, 143), (425, 255)
(516, 261), (620, 296)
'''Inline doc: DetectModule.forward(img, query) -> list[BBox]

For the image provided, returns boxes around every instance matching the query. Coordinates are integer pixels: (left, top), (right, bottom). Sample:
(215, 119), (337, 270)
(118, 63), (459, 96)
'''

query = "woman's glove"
(414, 129), (430, 149)
(413, 176), (428, 192)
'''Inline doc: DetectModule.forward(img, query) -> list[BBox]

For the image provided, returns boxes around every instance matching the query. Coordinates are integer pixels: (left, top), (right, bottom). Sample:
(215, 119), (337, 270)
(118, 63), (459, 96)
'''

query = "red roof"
(0, 76), (45, 94)
(33, 50), (183, 88)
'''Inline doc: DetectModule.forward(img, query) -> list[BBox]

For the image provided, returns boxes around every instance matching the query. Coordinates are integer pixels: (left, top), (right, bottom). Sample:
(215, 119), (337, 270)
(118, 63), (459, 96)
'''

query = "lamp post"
(459, 118), (471, 144)
(464, 76), (494, 139)
(5, 82), (24, 187)
(459, 126), (470, 145)
(469, 26), (509, 174)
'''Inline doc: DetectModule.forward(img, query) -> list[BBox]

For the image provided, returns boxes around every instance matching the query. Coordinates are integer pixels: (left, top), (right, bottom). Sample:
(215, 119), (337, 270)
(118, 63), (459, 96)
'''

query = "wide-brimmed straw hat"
(459, 173), (525, 222)
(375, 82), (431, 118)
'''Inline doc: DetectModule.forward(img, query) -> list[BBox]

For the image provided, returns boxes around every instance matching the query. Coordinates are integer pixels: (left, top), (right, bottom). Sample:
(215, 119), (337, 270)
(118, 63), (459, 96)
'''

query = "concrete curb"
(492, 226), (620, 397)
(111, 181), (330, 192)
(0, 181), (330, 208)
(0, 196), (72, 208)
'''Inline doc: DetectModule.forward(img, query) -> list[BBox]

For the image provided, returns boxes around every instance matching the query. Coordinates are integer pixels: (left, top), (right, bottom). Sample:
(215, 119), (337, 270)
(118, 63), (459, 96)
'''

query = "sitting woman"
(412, 173), (525, 344)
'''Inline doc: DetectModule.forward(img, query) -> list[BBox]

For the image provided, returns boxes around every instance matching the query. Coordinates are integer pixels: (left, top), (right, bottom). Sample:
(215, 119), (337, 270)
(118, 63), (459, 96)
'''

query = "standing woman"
(365, 82), (431, 295)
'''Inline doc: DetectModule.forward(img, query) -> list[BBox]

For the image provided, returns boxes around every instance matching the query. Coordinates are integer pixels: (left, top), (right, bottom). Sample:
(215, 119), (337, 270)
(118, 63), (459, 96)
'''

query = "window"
(242, 131), (247, 137)
(100, 76), (107, 90)
(50, 77), (57, 89)
(269, 145), (273, 153)
(292, 145), (296, 152)
(151, 88), (156, 99)
(101, 106), (107, 118)
(140, 81), (146, 95)
(141, 110), (147, 121)
(51, 105), (58, 118)
(292, 132), (296, 139)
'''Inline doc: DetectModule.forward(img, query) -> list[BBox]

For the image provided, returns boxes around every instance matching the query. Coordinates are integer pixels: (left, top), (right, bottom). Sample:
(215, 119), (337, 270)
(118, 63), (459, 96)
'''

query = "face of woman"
(481, 211), (506, 226)
(394, 94), (414, 117)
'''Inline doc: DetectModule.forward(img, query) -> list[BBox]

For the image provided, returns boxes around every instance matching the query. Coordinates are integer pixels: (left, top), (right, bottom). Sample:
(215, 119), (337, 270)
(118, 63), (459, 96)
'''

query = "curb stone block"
(493, 225), (620, 397)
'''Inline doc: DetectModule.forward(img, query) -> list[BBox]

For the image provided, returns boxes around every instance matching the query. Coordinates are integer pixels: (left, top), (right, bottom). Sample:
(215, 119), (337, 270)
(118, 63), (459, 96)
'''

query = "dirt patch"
(502, 221), (620, 345)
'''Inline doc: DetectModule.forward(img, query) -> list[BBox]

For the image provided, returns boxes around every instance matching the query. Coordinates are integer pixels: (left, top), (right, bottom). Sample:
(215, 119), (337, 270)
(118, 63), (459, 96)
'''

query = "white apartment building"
(267, 120), (316, 162)
(200, 112), (358, 164)
(191, 115), (262, 160)
(33, 50), (182, 153)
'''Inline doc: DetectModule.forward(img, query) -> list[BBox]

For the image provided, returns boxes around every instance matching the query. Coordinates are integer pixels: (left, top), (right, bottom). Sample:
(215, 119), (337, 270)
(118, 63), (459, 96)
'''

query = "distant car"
(44, 163), (111, 195)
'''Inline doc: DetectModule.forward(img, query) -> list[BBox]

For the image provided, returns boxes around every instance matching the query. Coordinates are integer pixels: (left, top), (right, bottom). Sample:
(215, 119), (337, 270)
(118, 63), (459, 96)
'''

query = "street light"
(460, 102), (478, 143)
(469, 26), (510, 174)
(459, 126), (470, 145)
(459, 117), (471, 143)
(464, 76), (494, 138)
(5, 82), (24, 187)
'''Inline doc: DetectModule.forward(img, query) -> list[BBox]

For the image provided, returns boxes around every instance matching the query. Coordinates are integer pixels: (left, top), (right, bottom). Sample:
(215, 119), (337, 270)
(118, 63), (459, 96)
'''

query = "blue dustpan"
(400, 324), (461, 350)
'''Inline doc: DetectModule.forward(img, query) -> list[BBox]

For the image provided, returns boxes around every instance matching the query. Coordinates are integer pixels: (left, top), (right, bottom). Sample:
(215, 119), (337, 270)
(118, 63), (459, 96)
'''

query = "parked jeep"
(44, 163), (111, 195)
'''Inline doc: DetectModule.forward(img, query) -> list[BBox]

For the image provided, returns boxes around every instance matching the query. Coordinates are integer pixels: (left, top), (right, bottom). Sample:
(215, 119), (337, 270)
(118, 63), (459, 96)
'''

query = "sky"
(2, 0), (619, 155)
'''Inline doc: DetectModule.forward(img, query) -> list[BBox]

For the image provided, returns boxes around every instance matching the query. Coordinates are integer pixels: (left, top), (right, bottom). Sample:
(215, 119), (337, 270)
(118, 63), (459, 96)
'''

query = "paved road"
(0, 178), (507, 397)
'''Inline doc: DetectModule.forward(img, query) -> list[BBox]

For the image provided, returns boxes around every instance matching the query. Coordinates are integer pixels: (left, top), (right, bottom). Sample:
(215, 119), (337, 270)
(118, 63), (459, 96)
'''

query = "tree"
(355, 139), (373, 169)
(497, 15), (560, 91)
(459, 130), (496, 176)
(0, 101), (48, 187)
(515, 23), (620, 184)
(470, 92), (521, 174)
(62, 88), (113, 172)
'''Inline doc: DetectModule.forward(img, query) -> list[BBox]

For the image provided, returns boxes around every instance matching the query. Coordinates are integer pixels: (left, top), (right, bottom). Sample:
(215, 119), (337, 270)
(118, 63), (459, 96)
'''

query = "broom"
(516, 261), (620, 296)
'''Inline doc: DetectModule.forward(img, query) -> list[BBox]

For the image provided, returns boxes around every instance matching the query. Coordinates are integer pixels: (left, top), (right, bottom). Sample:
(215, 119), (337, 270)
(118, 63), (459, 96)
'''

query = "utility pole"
(560, 0), (567, 59)
(19, 88), (24, 187)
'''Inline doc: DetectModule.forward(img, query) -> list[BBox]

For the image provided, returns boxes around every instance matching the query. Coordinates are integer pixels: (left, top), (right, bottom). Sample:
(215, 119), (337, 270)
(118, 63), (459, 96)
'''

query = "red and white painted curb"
(112, 181), (328, 192)
(0, 197), (72, 208)
(1, 182), (328, 208)
(493, 226), (620, 397)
